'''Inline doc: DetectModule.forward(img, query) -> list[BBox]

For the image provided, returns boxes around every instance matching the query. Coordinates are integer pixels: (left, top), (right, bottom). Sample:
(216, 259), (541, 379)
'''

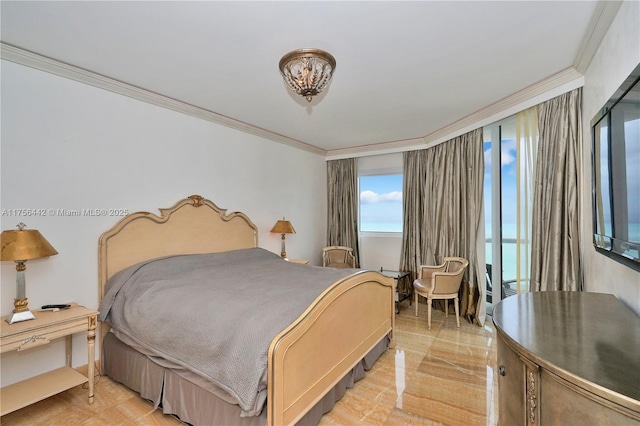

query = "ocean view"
(360, 222), (639, 286)
(487, 222), (640, 287)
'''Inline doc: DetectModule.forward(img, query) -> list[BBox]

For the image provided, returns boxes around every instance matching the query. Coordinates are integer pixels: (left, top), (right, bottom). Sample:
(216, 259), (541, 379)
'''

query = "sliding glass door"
(484, 114), (531, 313)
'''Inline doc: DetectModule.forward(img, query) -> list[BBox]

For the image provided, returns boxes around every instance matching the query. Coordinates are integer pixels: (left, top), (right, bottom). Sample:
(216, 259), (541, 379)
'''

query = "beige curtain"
(326, 158), (360, 267)
(400, 149), (428, 282)
(401, 128), (485, 325)
(531, 88), (582, 291)
(515, 106), (539, 294)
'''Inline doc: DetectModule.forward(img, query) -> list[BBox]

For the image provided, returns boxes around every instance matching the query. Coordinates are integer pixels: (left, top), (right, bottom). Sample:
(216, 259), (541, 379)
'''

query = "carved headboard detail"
(98, 195), (258, 302)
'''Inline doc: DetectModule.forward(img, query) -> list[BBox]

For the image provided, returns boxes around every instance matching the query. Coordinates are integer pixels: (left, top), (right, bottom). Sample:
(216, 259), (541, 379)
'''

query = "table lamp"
(1, 223), (58, 324)
(270, 218), (295, 260)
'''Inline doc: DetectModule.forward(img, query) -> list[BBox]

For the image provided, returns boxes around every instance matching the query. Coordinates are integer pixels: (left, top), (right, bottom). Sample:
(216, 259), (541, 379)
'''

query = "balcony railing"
(486, 263), (522, 304)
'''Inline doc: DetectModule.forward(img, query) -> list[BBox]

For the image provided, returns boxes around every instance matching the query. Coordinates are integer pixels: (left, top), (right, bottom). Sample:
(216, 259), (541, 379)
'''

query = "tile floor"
(0, 302), (498, 425)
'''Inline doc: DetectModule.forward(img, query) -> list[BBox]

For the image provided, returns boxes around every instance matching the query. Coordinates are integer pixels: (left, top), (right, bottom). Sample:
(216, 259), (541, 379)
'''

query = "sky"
(358, 140), (519, 234)
(485, 139), (518, 233)
(359, 174), (403, 232)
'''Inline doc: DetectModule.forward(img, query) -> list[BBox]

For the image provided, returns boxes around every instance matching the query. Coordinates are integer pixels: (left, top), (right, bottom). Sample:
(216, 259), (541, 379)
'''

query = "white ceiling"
(1, 1), (608, 157)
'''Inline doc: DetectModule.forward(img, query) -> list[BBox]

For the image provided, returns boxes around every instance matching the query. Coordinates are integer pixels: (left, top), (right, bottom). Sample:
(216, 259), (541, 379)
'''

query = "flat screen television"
(591, 62), (640, 271)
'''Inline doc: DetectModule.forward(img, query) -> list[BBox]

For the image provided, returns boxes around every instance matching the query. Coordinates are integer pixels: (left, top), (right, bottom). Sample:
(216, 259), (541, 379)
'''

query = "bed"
(97, 195), (395, 425)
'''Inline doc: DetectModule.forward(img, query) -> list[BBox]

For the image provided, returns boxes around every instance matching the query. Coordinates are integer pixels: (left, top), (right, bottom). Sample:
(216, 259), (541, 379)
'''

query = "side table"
(0, 303), (98, 416)
(380, 269), (413, 313)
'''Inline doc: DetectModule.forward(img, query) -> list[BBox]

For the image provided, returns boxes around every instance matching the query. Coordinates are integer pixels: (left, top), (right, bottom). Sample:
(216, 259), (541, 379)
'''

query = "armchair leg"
(414, 293), (418, 317)
(454, 297), (460, 328)
(444, 299), (448, 318)
(427, 299), (432, 330)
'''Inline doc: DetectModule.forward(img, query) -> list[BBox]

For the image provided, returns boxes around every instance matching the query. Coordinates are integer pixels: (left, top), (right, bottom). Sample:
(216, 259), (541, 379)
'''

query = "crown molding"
(0, 43), (326, 156)
(326, 67), (584, 160)
(327, 0), (622, 160)
(325, 138), (426, 161)
(422, 67), (584, 148)
(573, 1), (623, 74)
(1, 41), (587, 162)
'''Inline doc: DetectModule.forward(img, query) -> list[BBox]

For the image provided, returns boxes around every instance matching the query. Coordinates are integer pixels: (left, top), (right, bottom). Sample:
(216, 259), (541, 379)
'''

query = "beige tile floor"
(0, 303), (498, 425)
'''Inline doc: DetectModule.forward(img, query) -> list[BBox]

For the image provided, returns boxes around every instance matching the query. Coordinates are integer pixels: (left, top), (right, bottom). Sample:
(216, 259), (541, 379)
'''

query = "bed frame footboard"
(98, 195), (396, 426)
(267, 270), (395, 426)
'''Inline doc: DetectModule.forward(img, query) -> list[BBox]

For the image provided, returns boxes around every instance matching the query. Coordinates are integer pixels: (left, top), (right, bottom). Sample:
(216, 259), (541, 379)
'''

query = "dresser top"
(493, 291), (640, 405)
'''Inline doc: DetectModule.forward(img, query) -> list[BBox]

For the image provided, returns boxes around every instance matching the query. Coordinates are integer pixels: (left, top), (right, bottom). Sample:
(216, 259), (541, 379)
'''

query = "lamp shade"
(270, 220), (296, 235)
(1, 226), (58, 261)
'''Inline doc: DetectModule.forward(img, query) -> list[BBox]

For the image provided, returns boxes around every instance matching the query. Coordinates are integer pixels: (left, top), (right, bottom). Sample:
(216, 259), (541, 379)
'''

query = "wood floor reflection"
(0, 303), (498, 425)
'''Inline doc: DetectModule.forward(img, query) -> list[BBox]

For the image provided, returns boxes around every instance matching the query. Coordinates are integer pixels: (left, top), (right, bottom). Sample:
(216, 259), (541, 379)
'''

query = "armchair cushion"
(414, 257), (469, 296)
(322, 246), (356, 268)
(412, 256), (469, 330)
(413, 278), (432, 293)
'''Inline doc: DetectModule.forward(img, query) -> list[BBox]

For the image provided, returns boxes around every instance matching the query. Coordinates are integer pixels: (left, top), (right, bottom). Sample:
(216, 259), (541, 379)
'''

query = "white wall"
(581, 0), (640, 315)
(0, 60), (327, 385)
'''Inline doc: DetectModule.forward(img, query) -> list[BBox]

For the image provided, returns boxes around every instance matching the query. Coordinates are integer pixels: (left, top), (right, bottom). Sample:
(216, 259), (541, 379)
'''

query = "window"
(359, 173), (403, 233)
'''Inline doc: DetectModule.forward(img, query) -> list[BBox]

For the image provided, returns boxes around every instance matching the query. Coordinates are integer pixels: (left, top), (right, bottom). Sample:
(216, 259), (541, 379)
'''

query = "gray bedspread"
(98, 248), (357, 416)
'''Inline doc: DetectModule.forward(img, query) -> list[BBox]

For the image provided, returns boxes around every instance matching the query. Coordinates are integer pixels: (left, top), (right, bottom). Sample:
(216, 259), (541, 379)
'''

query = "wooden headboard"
(98, 195), (258, 303)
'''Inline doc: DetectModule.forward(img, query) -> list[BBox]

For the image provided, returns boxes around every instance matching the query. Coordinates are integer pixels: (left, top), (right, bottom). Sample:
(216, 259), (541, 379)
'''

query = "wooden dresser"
(493, 292), (640, 425)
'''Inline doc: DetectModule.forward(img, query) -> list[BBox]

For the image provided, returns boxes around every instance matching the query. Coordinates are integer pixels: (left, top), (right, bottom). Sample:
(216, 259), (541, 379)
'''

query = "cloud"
(360, 190), (402, 204)
(484, 139), (517, 169)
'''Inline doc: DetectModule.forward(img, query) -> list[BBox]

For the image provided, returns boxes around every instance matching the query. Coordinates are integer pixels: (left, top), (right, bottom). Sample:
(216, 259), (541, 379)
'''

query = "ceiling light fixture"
(279, 48), (336, 102)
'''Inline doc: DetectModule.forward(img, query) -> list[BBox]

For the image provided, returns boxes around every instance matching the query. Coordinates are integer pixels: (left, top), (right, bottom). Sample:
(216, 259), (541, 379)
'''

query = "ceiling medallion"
(279, 48), (336, 102)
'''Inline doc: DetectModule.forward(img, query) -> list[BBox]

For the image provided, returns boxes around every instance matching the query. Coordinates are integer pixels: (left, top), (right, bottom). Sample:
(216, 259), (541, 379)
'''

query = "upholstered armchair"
(413, 257), (469, 330)
(322, 246), (356, 268)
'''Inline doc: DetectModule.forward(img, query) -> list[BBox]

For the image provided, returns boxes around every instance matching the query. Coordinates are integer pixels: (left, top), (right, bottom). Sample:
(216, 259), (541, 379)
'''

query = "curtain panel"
(515, 106), (539, 294)
(400, 149), (428, 282)
(326, 158), (361, 267)
(401, 128), (485, 326)
(531, 88), (583, 291)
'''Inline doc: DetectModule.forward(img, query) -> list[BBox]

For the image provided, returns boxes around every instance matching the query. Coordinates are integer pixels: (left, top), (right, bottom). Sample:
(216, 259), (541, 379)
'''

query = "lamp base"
(6, 310), (36, 324)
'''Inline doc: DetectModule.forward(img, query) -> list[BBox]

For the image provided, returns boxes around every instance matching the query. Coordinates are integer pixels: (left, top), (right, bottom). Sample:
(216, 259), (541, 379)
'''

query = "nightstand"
(379, 269), (412, 314)
(0, 303), (98, 416)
